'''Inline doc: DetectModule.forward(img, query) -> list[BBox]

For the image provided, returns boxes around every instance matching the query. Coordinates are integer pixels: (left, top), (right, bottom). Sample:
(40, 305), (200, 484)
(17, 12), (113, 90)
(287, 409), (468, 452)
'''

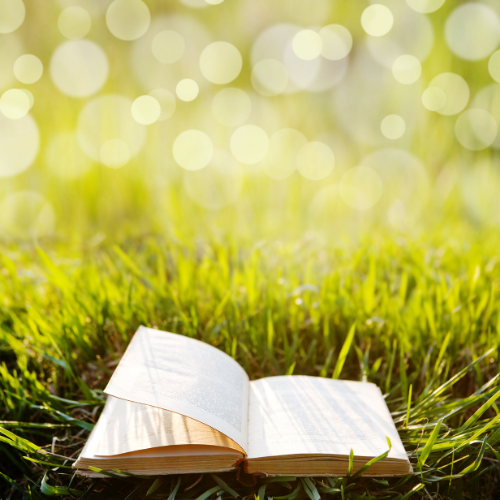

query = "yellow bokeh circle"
(200, 41), (242, 85)
(131, 95), (161, 125)
(296, 142), (335, 180)
(0, 89), (30, 120)
(319, 24), (352, 61)
(173, 130), (214, 171)
(0, 0), (25, 34)
(381, 115), (406, 140)
(14, 54), (43, 84)
(361, 4), (393, 37)
(292, 30), (323, 61)
(176, 79), (199, 102)
(151, 30), (185, 64)
(230, 125), (269, 165)
(392, 55), (421, 85)
(50, 40), (108, 98)
(106, 0), (150, 41)
(58, 6), (91, 40)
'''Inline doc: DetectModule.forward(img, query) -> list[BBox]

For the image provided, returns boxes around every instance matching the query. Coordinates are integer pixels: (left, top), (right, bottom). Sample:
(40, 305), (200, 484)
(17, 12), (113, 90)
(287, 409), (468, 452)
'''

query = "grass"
(1, 230), (499, 499)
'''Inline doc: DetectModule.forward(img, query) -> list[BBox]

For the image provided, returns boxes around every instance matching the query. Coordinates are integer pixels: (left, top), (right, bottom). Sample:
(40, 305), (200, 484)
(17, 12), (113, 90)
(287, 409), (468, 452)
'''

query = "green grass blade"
(196, 485), (222, 500)
(332, 323), (356, 380)
(418, 419), (443, 471)
(210, 474), (239, 498)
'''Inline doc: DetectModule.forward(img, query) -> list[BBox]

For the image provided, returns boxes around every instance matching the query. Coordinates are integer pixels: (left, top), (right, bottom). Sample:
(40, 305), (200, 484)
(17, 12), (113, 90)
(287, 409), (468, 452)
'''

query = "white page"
(247, 376), (408, 461)
(104, 327), (249, 451)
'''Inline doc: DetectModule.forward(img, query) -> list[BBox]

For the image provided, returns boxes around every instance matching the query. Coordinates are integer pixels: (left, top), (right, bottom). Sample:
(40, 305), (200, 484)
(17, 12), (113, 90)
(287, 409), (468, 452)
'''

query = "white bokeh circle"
(50, 40), (108, 98)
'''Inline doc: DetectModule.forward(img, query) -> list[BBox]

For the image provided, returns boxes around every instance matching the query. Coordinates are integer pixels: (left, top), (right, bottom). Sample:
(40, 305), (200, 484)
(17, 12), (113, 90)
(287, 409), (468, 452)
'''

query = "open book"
(74, 327), (411, 477)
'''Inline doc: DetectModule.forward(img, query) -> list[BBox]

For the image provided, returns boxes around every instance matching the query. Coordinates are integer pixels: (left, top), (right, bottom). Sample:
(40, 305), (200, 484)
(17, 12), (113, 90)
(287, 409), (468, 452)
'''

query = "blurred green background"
(1, 0), (500, 245)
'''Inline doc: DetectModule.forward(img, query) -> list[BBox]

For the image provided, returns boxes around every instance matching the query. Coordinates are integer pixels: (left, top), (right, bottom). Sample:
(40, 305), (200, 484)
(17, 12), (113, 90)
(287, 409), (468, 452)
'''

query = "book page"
(104, 327), (249, 451)
(77, 397), (243, 462)
(94, 397), (245, 456)
(247, 376), (408, 461)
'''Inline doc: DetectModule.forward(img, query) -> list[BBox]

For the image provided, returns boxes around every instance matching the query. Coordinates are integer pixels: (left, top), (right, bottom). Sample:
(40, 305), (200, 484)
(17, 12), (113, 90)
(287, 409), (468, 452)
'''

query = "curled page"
(104, 327), (249, 452)
(95, 397), (245, 456)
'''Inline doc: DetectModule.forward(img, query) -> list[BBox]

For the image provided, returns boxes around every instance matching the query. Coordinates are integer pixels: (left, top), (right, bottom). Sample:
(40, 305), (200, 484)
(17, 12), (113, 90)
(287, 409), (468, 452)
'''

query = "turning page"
(247, 376), (407, 461)
(104, 327), (249, 451)
(94, 397), (245, 456)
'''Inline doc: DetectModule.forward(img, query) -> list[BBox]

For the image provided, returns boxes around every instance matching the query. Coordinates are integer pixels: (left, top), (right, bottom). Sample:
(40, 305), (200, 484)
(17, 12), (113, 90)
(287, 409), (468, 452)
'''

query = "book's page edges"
(103, 326), (249, 452)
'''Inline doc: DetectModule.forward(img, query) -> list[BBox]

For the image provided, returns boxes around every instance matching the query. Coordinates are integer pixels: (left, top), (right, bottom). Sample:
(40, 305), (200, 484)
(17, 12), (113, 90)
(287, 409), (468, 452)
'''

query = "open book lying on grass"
(74, 326), (411, 477)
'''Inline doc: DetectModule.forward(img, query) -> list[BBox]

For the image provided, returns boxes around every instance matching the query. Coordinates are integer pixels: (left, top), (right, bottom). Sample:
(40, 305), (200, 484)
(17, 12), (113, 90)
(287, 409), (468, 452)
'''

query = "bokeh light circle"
(251, 59), (289, 97)
(0, 191), (55, 239)
(14, 55), (43, 84)
(455, 109), (497, 151)
(292, 30), (323, 61)
(106, 0), (150, 41)
(296, 142), (335, 180)
(361, 4), (394, 37)
(200, 41), (242, 84)
(173, 130), (214, 171)
(319, 24), (353, 61)
(0, 89), (30, 119)
(488, 51), (500, 83)
(148, 89), (176, 121)
(0, 0), (25, 34)
(381, 115), (406, 140)
(212, 88), (251, 127)
(422, 87), (447, 111)
(77, 94), (146, 163)
(0, 113), (39, 177)
(445, 3), (500, 61)
(58, 6), (91, 40)
(100, 139), (130, 169)
(131, 95), (161, 125)
(50, 40), (108, 98)
(392, 55), (421, 85)
(340, 166), (383, 210)
(45, 132), (91, 179)
(184, 151), (243, 210)
(151, 30), (185, 64)
(230, 125), (269, 165)
(427, 73), (469, 115)
(405, 0), (445, 14)
(261, 128), (307, 180)
(176, 79), (199, 101)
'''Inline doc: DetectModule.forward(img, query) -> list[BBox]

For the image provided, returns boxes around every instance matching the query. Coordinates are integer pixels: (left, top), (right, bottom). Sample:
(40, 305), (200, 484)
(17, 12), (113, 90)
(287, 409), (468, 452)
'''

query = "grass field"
(1, 226), (500, 499)
(2, 0), (500, 498)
